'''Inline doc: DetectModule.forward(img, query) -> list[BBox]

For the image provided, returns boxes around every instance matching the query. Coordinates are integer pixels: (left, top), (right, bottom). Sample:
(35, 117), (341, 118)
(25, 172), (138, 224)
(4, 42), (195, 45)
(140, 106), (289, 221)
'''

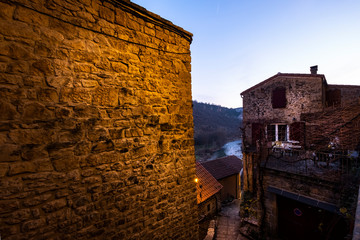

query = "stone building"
(240, 66), (360, 239)
(201, 156), (243, 203)
(0, 0), (198, 239)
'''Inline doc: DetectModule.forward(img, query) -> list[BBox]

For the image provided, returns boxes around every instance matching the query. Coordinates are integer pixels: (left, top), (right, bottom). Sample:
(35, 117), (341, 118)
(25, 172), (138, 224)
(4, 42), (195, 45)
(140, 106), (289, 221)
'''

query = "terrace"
(261, 146), (360, 182)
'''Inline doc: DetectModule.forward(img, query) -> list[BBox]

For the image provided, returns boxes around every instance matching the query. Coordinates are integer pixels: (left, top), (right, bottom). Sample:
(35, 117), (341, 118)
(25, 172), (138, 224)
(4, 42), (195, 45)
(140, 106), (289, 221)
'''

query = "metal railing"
(261, 148), (360, 182)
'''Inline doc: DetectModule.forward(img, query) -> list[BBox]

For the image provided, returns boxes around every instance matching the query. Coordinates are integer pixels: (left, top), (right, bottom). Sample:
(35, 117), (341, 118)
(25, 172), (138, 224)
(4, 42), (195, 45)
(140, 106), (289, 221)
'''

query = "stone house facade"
(0, 0), (198, 239)
(241, 66), (360, 239)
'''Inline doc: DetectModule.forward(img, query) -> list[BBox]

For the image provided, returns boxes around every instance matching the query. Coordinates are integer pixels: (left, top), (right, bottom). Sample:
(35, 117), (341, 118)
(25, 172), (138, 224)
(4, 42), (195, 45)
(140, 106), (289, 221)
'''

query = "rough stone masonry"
(0, 0), (199, 239)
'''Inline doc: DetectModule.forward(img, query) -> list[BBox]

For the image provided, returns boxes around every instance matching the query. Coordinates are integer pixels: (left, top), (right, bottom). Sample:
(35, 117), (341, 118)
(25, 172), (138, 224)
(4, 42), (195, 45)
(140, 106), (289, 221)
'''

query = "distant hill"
(192, 101), (242, 149)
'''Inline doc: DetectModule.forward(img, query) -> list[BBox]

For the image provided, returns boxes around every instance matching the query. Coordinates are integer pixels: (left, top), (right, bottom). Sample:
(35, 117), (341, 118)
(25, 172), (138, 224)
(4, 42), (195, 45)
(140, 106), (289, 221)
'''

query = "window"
(272, 87), (287, 108)
(326, 89), (341, 107)
(267, 124), (289, 142)
(207, 204), (210, 211)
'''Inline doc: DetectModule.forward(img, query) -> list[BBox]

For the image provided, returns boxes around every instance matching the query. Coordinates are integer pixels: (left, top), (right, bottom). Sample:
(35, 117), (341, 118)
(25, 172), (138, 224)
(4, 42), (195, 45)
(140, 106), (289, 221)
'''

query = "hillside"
(192, 101), (242, 160)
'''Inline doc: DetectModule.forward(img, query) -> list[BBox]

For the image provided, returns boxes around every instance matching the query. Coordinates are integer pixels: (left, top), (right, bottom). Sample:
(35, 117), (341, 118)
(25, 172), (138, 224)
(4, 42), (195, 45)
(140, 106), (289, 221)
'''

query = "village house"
(241, 66), (360, 239)
(201, 155), (243, 203)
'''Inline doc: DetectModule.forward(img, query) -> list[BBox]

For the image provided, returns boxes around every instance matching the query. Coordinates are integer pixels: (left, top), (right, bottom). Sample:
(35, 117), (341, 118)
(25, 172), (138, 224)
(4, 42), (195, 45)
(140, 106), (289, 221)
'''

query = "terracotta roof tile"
(196, 162), (223, 204)
(201, 155), (243, 180)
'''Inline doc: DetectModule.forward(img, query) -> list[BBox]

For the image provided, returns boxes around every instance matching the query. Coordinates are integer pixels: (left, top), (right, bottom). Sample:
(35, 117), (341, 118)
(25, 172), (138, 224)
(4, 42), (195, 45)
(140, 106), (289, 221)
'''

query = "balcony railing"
(261, 147), (360, 182)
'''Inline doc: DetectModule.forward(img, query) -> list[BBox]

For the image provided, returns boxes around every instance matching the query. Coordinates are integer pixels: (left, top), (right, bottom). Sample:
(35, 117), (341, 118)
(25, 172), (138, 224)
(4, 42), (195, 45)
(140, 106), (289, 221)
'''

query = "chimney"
(310, 65), (318, 74)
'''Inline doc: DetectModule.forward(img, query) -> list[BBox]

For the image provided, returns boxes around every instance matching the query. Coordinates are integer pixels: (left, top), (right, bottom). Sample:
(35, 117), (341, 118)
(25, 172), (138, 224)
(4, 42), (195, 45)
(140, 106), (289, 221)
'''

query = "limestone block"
(76, 11), (96, 23)
(92, 87), (118, 107)
(0, 163), (8, 177)
(0, 42), (34, 60)
(60, 87), (92, 104)
(14, 5), (49, 26)
(111, 61), (128, 73)
(74, 141), (92, 156)
(4, 208), (32, 224)
(0, 2), (15, 20)
(8, 162), (36, 176)
(108, 128), (125, 139)
(22, 102), (55, 121)
(0, 200), (20, 214)
(127, 18), (141, 31)
(91, 140), (115, 153)
(114, 8), (126, 26)
(21, 218), (46, 232)
(99, 5), (115, 22)
(9, 129), (52, 145)
(32, 59), (55, 75)
(0, 100), (19, 120)
(49, 148), (78, 172)
(33, 159), (54, 172)
(0, 20), (40, 40)
(81, 79), (99, 88)
(73, 104), (100, 118)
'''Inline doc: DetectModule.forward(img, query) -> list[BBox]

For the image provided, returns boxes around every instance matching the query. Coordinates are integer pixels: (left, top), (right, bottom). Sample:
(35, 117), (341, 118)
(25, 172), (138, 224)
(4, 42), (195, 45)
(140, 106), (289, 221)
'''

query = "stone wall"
(327, 85), (360, 107)
(242, 74), (325, 123)
(0, 0), (198, 239)
(219, 175), (240, 202)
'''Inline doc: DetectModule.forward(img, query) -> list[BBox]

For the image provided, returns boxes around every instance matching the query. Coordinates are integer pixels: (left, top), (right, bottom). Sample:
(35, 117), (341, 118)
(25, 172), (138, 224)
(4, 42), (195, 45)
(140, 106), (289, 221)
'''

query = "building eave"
(111, 0), (193, 43)
(241, 73), (326, 96)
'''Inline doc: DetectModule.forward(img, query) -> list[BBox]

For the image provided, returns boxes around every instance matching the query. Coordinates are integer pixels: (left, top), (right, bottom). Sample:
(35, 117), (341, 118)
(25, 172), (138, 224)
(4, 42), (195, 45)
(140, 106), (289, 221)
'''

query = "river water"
(208, 139), (242, 161)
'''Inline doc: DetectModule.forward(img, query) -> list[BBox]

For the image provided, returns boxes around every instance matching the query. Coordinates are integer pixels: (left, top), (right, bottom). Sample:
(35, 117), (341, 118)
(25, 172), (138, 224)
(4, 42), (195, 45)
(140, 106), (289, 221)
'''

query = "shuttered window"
(272, 87), (287, 108)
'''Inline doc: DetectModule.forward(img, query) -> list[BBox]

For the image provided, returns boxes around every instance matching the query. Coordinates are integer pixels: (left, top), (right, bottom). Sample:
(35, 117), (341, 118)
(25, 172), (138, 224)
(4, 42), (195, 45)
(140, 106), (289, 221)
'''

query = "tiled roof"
(196, 162), (223, 204)
(201, 155), (243, 180)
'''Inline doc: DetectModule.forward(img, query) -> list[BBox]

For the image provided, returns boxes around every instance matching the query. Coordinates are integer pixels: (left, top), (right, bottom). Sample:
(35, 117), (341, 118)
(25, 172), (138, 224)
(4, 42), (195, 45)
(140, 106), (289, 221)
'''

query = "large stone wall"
(0, 0), (198, 239)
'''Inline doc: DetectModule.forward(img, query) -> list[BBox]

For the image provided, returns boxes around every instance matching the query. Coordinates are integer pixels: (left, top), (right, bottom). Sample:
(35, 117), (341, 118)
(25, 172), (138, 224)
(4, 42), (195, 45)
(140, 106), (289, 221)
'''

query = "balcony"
(261, 146), (360, 182)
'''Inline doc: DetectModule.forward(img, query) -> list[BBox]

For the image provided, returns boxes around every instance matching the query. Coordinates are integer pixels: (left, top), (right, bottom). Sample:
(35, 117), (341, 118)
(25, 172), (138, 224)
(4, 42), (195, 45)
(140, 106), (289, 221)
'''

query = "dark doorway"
(277, 195), (348, 240)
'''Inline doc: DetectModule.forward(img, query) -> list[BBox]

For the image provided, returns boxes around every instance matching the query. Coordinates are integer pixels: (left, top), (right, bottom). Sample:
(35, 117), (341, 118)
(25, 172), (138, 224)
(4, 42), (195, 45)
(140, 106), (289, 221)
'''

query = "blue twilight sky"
(131, 0), (360, 108)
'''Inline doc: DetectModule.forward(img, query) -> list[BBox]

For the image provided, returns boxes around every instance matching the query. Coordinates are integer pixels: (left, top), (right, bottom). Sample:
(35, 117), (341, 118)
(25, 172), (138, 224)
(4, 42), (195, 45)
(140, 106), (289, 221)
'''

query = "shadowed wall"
(0, 0), (198, 239)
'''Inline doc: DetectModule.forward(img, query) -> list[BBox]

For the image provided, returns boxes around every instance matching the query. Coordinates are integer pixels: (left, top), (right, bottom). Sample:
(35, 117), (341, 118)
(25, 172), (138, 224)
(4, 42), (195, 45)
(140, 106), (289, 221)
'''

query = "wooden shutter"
(290, 122), (305, 146)
(272, 87), (287, 108)
(252, 123), (263, 146)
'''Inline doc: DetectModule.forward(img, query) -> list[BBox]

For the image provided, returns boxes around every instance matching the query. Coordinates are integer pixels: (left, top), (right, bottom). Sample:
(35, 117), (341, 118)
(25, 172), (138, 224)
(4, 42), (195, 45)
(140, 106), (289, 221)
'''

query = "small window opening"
(272, 87), (287, 108)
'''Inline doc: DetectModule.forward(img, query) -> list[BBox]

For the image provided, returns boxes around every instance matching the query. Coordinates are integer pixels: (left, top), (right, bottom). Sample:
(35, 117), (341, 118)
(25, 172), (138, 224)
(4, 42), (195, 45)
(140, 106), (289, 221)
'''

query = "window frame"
(267, 124), (289, 142)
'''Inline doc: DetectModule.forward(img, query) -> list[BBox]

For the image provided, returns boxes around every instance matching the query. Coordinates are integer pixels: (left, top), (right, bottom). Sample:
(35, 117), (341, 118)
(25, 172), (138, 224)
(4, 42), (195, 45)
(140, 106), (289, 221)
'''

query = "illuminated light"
(194, 178), (199, 183)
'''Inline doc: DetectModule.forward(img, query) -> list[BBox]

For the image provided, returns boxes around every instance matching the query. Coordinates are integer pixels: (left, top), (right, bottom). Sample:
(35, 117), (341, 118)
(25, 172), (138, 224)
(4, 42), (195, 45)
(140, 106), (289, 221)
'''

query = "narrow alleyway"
(215, 199), (248, 240)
